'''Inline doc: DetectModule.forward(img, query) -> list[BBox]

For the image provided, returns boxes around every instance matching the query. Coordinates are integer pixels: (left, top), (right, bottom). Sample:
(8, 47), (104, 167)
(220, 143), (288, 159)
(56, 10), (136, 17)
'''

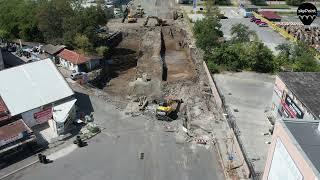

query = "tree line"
(193, 3), (320, 73)
(0, 0), (109, 52)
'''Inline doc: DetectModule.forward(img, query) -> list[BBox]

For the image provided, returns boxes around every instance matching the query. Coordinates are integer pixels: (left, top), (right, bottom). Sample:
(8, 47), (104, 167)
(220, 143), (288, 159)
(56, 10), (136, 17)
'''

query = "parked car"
(250, 17), (258, 22)
(71, 72), (86, 80)
(255, 19), (263, 25)
(259, 22), (268, 27)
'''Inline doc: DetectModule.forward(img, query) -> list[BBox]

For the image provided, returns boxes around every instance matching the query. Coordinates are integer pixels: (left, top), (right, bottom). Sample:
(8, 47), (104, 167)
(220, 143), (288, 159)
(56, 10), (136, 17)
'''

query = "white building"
(0, 59), (76, 140)
(57, 49), (101, 72)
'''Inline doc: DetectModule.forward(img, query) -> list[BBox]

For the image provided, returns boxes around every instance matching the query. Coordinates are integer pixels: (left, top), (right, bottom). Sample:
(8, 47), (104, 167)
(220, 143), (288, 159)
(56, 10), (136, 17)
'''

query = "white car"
(70, 72), (86, 80)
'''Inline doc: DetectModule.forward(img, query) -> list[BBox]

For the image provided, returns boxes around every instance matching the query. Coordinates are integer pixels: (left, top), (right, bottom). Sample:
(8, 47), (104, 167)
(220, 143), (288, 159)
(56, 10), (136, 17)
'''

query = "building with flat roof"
(271, 72), (320, 121)
(41, 44), (65, 63)
(263, 119), (320, 179)
(0, 59), (77, 140)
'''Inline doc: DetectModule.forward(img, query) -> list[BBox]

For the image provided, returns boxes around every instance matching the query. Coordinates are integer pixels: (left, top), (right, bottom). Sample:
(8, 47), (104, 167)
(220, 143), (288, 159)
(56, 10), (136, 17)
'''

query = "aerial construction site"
(93, 0), (218, 130)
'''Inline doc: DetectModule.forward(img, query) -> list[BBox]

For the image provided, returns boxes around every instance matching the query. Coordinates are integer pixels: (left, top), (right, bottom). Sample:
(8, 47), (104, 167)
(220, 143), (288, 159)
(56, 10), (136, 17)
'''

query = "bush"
(205, 41), (276, 73)
(206, 60), (220, 73)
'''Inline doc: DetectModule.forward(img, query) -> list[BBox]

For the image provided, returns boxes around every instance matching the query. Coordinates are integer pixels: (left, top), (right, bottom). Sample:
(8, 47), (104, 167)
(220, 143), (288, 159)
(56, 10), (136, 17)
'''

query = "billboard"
(281, 94), (304, 119)
(34, 107), (52, 124)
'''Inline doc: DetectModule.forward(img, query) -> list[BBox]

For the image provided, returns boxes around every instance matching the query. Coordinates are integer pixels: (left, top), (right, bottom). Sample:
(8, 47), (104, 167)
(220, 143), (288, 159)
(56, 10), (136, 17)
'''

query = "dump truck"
(156, 97), (182, 121)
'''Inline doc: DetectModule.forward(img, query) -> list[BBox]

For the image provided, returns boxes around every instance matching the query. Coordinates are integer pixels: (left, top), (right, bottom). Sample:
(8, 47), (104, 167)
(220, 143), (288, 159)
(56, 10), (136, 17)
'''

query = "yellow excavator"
(156, 97), (183, 121)
(127, 9), (137, 23)
(143, 16), (167, 26)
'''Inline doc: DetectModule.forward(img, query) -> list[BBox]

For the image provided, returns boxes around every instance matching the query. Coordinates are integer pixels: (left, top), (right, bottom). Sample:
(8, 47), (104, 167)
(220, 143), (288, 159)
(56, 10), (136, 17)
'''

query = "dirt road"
(134, 0), (176, 18)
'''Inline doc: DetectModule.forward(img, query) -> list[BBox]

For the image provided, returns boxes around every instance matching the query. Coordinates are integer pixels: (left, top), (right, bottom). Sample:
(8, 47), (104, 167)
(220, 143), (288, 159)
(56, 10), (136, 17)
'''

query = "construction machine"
(127, 9), (137, 23)
(143, 16), (167, 27)
(156, 97), (183, 121)
(136, 5), (145, 18)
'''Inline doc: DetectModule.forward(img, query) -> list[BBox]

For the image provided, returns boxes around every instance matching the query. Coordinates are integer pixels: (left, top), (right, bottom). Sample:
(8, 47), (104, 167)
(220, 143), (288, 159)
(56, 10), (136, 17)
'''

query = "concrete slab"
(214, 72), (275, 175)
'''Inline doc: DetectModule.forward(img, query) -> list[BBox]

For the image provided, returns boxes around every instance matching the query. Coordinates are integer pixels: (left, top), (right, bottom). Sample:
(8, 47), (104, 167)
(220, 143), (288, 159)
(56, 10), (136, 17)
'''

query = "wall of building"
(59, 58), (79, 72)
(21, 106), (53, 127)
(271, 76), (316, 121)
(87, 59), (100, 71)
(263, 122), (317, 180)
(21, 107), (42, 127)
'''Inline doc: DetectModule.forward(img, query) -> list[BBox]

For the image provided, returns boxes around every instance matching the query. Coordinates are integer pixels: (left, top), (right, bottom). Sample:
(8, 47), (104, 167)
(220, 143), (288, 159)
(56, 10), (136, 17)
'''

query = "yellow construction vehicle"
(143, 16), (167, 26)
(127, 9), (137, 23)
(156, 97), (182, 121)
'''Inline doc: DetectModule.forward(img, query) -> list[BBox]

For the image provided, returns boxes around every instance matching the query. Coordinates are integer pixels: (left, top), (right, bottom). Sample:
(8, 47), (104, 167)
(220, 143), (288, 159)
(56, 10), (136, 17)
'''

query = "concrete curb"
(0, 160), (38, 180)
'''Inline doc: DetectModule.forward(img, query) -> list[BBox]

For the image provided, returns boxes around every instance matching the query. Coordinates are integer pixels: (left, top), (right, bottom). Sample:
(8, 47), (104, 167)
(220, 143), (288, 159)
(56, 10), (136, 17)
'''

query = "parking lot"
(221, 17), (289, 52)
(214, 72), (275, 174)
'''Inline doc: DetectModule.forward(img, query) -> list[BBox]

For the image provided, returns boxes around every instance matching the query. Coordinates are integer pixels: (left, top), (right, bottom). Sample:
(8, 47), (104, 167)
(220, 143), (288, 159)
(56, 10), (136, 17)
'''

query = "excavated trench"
(90, 25), (195, 99)
(160, 26), (196, 83)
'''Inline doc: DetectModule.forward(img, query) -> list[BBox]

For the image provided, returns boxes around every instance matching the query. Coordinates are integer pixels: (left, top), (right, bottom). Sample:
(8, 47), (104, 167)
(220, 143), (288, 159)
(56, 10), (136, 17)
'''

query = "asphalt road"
(4, 85), (224, 180)
(220, 7), (289, 53)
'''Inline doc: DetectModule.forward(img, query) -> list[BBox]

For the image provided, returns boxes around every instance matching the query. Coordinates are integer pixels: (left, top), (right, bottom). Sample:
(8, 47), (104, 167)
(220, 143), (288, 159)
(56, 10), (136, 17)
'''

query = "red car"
(250, 17), (258, 22)
(255, 19), (263, 24)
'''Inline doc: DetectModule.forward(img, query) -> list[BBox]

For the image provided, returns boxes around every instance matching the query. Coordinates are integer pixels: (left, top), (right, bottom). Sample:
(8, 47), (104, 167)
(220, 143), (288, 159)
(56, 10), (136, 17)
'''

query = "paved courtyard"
(214, 72), (275, 175)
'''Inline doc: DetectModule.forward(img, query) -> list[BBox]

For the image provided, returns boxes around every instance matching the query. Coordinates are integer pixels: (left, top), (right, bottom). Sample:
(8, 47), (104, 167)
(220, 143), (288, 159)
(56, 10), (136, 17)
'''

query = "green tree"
(193, 15), (223, 52)
(96, 46), (109, 58)
(293, 52), (320, 72)
(274, 42), (320, 72)
(230, 23), (256, 43)
(248, 41), (275, 73)
(37, 0), (73, 43)
(0, 29), (9, 40)
(276, 43), (292, 59)
(74, 34), (92, 54)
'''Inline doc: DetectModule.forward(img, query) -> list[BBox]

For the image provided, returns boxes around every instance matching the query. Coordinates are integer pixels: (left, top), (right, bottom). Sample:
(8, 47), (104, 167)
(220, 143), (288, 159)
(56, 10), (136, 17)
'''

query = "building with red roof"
(260, 11), (281, 21)
(57, 49), (102, 72)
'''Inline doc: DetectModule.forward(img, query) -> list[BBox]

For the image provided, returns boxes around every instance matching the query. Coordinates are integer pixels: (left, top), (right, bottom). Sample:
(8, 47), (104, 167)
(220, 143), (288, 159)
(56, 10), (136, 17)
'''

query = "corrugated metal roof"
(0, 59), (74, 116)
(41, 44), (65, 55)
